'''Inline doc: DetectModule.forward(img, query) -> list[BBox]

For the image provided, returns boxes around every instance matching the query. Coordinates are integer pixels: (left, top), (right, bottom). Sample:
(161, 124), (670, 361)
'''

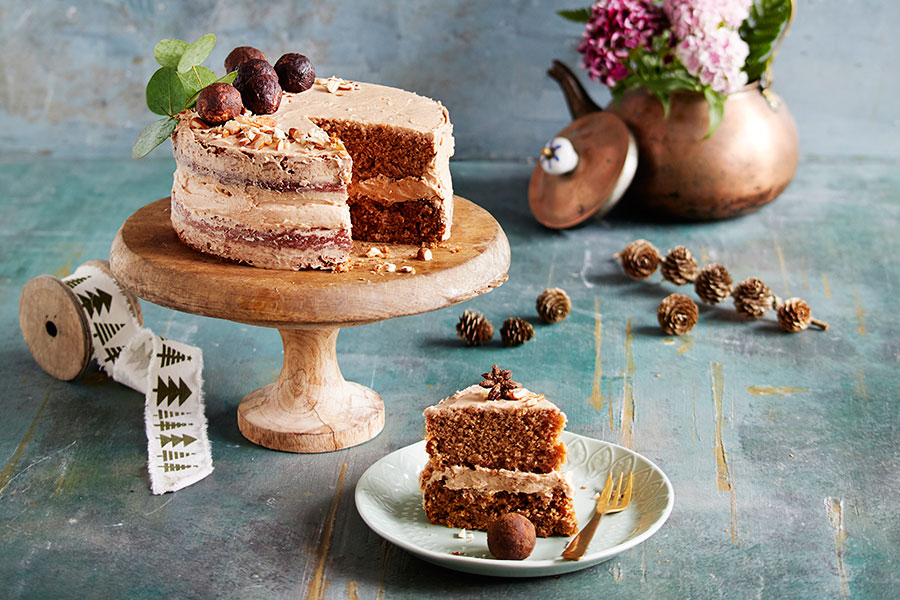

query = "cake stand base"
(236, 327), (384, 452)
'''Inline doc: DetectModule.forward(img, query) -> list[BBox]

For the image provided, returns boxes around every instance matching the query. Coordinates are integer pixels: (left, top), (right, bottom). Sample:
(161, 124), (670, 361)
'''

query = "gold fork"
(562, 470), (634, 561)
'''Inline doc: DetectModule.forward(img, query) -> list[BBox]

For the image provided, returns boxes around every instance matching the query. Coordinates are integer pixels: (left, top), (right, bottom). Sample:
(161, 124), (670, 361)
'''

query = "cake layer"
(348, 195), (451, 245)
(424, 385), (567, 473)
(171, 192), (351, 271)
(419, 461), (578, 537)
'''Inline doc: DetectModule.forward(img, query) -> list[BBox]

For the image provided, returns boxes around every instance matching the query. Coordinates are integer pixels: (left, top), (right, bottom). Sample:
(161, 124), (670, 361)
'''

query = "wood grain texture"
(237, 328), (384, 452)
(109, 197), (510, 328)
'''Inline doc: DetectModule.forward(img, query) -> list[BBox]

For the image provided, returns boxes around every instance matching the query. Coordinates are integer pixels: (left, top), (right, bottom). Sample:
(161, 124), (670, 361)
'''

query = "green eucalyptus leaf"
(132, 116), (177, 159)
(703, 88), (726, 138)
(218, 71), (237, 84)
(557, 8), (592, 23)
(146, 66), (188, 116)
(154, 39), (189, 68)
(740, 0), (792, 82)
(179, 65), (218, 97)
(177, 33), (216, 73)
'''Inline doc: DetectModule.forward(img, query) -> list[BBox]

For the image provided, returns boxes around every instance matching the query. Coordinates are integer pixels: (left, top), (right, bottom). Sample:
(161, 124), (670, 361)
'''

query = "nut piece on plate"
(274, 53), (316, 93)
(224, 46), (267, 73)
(487, 513), (536, 560)
(196, 83), (243, 125)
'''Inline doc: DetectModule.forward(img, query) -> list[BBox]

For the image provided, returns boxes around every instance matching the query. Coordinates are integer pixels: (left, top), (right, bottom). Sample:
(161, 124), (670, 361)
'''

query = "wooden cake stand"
(109, 197), (509, 453)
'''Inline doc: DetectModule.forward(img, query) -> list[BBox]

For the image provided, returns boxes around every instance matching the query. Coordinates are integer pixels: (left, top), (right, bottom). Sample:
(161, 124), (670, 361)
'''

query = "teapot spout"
(548, 60), (601, 120)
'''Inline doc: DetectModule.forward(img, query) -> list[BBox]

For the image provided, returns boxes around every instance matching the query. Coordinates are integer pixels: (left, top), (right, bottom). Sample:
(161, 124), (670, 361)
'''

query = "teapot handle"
(547, 60), (602, 120)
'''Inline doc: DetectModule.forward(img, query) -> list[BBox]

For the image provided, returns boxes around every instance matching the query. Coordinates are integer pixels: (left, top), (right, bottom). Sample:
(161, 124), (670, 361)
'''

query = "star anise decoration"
(479, 365), (521, 401)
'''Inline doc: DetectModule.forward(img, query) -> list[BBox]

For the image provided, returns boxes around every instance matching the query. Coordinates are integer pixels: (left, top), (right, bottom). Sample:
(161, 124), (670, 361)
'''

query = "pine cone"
(657, 293), (699, 335)
(456, 310), (494, 345)
(617, 239), (660, 279)
(694, 264), (733, 304)
(732, 277), (774, 319)
(536, 287), (571, 323)
(500, 317), (534, 347)
(661, 246), (700, 285)
(777, 297), (812, 332)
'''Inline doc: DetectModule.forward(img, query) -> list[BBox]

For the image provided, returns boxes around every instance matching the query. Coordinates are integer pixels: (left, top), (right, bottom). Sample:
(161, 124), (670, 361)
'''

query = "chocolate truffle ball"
(224, 46), (267, 73)
(241, 73), (282, 115)
(486, 513), (536, 560)
(274, 53), (316, 92)
(196, 83), (243, 125)
(233, 58), (277, 94)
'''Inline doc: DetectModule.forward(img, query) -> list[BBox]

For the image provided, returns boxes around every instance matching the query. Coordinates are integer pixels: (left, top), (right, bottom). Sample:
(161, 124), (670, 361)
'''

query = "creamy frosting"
(421, 463), (575, 497)
(424, 384), (566, 416)
(173, 168), (351, 230)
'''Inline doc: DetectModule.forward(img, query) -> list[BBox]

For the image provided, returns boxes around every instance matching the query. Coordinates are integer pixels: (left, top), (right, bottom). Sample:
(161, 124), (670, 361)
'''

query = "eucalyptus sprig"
(132, 34), (236, 159)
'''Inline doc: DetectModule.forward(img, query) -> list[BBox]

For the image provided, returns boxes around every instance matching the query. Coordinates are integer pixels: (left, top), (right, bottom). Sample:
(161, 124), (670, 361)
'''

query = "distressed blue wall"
(0, 0), (898, 161)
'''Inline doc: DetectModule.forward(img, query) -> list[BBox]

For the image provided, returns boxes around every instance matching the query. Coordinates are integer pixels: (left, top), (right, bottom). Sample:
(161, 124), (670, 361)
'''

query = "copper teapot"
(548, 61), (798, 220)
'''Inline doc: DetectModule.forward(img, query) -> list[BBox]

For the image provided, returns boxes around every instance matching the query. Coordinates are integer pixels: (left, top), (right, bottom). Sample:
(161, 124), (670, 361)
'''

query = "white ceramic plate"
(354, 432), (674, 577)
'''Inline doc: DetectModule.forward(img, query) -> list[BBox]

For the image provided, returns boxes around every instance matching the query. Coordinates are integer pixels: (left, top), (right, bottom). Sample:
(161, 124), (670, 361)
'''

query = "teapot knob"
(539, 137), (579, 175)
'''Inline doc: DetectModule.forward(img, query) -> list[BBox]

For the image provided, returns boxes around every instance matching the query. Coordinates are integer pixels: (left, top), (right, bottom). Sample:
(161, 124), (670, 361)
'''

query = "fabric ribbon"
(62, 264), (213, 494)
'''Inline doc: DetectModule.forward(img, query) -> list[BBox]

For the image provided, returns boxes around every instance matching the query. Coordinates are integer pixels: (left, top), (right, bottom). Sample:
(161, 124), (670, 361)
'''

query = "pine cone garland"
(661, 246), (700, 285)
(694, 264), (733, 304)
(500, 317), (534, 346)
(536, 287), (571, 323)
(657, 293), (699, 335)
(617, 239), (661, 279)
(733, 277), (774, 319)
(777, 298), (813, 332)
(456, 310), (494, 345)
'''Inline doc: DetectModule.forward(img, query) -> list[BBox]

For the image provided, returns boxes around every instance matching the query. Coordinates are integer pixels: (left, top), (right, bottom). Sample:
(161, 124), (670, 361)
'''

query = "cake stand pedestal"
(109, 197), (509, 453)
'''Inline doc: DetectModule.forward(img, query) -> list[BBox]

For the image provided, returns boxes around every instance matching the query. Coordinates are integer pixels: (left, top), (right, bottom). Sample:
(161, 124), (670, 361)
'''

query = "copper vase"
(549, 61), (799, 220)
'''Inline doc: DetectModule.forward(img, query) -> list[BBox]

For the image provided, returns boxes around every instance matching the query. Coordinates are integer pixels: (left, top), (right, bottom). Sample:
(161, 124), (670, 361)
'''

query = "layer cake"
(419, 370), (578, 538)
(171, 77), (454, 270)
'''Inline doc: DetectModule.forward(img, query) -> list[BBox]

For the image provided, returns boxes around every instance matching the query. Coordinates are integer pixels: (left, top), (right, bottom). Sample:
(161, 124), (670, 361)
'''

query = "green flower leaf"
(154, 39), (190, 68)
(146, 66), (188, 116)
(740, 0), (793, 82)
(703, 88), (726, 138)
(557, 7), (592, 23)
(132, 116), (177, 158)
(177, 34), (216, 73)
(218, 71), (237, 85)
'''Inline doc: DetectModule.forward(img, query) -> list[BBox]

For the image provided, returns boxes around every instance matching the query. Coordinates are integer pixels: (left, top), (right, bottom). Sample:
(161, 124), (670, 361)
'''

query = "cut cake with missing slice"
(419, 368), (578, 538)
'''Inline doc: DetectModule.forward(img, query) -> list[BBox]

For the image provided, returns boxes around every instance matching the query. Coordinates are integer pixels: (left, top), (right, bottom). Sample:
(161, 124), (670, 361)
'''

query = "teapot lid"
(528, 111), (636, 229)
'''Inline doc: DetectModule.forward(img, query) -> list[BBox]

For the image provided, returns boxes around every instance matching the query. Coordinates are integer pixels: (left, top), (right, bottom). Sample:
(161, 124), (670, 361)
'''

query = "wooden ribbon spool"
(18, 260), (143, 381)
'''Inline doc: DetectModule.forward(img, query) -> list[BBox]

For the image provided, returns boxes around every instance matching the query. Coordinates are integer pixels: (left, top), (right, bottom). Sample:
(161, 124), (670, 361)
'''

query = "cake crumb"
(399, 265), (415, 274)
(416, 247), (433, 261)
(365, 247), (383, 258)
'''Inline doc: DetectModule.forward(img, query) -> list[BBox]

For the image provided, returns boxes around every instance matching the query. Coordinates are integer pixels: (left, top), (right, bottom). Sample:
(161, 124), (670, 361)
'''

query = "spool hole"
(45, 320), (58, 337)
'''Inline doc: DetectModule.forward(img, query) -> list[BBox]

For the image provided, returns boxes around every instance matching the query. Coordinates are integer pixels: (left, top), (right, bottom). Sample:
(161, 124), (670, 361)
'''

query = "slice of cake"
(170, 76), (454, 271)
(419, 366), (578, 537)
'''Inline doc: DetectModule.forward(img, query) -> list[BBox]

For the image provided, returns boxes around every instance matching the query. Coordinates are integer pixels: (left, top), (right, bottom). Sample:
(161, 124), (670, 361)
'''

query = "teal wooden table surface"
(1, 157), (897, 599)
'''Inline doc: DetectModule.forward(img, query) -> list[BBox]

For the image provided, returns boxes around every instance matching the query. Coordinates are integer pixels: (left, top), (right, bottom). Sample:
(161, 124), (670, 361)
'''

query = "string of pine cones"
(615, 239), (829, 335)
(456, 287), (571, 347)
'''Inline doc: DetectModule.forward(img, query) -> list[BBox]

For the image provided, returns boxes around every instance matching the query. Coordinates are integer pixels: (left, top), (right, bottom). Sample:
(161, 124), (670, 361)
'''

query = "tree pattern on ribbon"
(157, 344), (192, 368)
(76, 288), (113, 318)
(104, 346), (123, 364)
(93, 321), (125, 345)
(153, 375), (192, 406)
(159, 433), (197, 447)
(64, 276), (88, 289)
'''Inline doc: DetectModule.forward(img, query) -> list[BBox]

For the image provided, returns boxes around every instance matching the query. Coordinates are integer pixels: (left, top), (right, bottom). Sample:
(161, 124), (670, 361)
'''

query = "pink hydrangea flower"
(674, 27), (750, 94)
(577, 0), (666, 87)
(663, 0), (752, 39)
